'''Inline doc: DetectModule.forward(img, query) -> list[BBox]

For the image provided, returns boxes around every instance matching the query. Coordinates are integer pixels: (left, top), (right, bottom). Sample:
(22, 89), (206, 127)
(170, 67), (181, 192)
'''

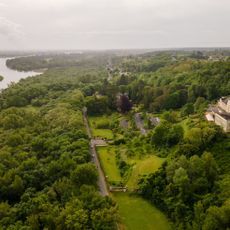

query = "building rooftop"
(208, 105), (230, 120)
(217, 113), (230, 120)
(205, 113), (214, 121)
(220, 97), (230, 105)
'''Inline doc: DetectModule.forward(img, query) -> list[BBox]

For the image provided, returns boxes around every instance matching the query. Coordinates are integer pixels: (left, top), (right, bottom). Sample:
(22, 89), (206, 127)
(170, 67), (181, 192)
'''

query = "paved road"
(82, 107), (109, 196)
(134, 113), (147, 135)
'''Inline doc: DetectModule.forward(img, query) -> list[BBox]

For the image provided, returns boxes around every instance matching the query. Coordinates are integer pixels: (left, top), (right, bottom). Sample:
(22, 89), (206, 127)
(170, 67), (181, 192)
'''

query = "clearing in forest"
(97, 146), (121, 184)
(127, 155), (165, 190)
(114, 193), (171, 230)
(88, 115), (115, 139)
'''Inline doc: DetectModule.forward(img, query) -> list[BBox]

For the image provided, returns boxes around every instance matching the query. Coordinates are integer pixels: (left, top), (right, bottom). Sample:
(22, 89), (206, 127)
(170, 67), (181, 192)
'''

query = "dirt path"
(82, 107), (109, 196)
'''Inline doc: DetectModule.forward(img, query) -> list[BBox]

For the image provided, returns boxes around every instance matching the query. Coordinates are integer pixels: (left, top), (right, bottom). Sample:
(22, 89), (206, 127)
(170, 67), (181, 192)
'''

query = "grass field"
(127, 155), (165, 190)
(92, 128), (114, 139)
(97, 146), (121, 183)
(114, 193), (171, 230)
(97, 144), (165, 188)
(89, 116), (114, 139)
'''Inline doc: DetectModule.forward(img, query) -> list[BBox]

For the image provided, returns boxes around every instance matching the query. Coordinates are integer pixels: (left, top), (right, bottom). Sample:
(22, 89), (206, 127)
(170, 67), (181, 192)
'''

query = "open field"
(97, 145), (165, 189)
(89, 115), (115, 139)
(92, 128), (114, 139)
(97, 146), (121, 184)
(127, 155), (165, 190)
(114, 193), (171, 230)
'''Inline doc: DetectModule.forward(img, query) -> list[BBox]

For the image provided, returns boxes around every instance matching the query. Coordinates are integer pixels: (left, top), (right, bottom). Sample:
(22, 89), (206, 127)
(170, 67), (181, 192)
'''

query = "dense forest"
(6, 52), (116, 71)
(0, 49), (230, 229)
(0, 61), (118, 229)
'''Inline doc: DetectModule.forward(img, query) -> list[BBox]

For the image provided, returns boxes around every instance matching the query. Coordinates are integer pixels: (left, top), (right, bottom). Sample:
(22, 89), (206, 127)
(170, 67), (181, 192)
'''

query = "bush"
(114, 138), (126, 145)
(151, 122), (184, 148)
(96, 120), (111, 129)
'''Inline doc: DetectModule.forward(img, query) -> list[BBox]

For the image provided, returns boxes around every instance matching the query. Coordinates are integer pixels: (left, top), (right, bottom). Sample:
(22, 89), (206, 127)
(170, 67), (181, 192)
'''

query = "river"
(0, 58), (41, 90)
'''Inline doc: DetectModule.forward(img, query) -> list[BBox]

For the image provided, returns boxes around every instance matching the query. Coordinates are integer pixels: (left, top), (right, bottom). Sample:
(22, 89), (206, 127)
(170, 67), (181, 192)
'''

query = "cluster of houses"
(208, 55), (229, 62)
(206, 97), (230, 132)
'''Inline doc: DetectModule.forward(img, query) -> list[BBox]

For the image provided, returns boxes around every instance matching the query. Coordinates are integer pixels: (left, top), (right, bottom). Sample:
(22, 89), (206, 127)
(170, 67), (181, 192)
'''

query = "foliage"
(151, 122), (184, 148)
(0, 59), (118, 229)
(85, 95), (110, 115)
(181, 103), (194, 117)
(138, 152), (226, 229)
(1, 50), (230, 230)
(116, 94), (132, 113)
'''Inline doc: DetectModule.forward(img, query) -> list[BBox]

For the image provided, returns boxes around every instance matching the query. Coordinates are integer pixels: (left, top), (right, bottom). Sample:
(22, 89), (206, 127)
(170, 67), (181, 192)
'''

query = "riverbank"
(0, 58), (42, 89)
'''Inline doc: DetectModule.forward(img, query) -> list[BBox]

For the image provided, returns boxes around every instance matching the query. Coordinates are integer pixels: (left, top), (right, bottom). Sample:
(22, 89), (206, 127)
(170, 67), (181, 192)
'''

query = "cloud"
(0, 0), (229, 49)
(0, 2), (7, 7)
(0, 17), (24, 40)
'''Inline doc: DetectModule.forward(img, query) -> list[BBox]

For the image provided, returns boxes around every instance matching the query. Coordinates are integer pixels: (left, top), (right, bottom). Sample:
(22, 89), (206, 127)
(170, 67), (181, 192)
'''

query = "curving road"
(82, 107), (109, 196)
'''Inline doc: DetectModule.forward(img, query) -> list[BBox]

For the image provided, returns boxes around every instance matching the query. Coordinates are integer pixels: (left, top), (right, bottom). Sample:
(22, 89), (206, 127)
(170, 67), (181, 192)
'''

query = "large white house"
(206, 97), (230, 132)
(218, 97), (230, 113)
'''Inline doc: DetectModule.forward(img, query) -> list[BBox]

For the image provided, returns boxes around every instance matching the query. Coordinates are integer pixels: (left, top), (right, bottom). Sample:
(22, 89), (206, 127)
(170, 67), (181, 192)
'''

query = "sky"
(0, 0), (229, 50)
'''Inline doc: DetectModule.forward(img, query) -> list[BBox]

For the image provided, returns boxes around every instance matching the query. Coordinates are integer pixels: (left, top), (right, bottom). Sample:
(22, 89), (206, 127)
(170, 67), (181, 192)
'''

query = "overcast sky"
(0, 0), (229, 50)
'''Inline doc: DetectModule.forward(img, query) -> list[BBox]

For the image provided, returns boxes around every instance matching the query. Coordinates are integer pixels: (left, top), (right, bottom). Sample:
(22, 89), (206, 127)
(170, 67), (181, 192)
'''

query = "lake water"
(0, 58), (41, 89)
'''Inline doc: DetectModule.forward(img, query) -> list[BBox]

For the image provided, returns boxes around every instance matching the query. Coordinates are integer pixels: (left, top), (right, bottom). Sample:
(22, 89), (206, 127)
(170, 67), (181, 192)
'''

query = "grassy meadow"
(97, 145), (165, 189)
(114, 193), (171, 230)
(127, 155), (165, 190)
(89, 115), (115, 139)
(97, 146), (121, 184)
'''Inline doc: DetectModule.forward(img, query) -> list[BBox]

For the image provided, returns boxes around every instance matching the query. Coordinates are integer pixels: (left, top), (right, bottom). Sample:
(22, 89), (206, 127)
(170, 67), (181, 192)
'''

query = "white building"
(218, 97), (230, 113)
(206, 97), (230, 132)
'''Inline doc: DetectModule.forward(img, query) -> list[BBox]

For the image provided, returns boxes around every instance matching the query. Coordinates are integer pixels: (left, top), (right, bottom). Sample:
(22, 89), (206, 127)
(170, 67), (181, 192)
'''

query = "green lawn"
(89, 116), (115, 139)
(114, 193), (171, 230)
(97, 146), (121, 183)
(92, 128), (114, 139)
(127, 155), (165, 190)
(97, 144), (165, 188)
